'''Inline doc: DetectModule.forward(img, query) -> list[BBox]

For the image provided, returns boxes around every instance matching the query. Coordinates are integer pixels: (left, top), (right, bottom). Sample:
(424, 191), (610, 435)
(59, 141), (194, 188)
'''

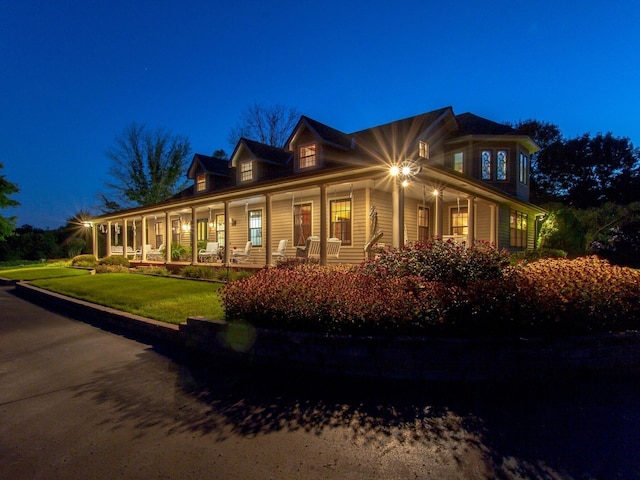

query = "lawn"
(1, 266), (88, 281)
(31, 273), (225, 324)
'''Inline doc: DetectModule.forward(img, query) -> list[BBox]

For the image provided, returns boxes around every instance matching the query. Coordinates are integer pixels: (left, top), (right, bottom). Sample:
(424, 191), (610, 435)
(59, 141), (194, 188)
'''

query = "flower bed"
(224, 242), (640, 337)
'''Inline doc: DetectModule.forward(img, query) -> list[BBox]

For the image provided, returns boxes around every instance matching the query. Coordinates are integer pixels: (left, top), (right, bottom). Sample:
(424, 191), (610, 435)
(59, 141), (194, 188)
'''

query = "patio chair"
(135, 244), (152, 260)
(198, 242), (219, 263)
(232, 241), (252, 263)
(148, 244), (164, 261)
(296, 236), (320, 258)
(272, 239), (288, 261)
(327, 237), (342, 258)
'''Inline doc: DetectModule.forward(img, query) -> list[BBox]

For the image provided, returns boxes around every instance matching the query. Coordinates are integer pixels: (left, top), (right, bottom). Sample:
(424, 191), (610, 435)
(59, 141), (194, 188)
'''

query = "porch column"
(91, 223), (97, 257)
(106, 221), (112, 257)
(140, 215), (147, 261)
(466, 195), (475, 246)
(165, 212), (172, 264)
(434, 189), (443, 239)
(392, 183), (400, 248)
(122, 219), (128, 257)
(224, 201), (231, 265)
(191, 207), (198, 264)
(489, 204), (497, 246)
(265, 193), (273, 266)
(320, 184), (328, 266)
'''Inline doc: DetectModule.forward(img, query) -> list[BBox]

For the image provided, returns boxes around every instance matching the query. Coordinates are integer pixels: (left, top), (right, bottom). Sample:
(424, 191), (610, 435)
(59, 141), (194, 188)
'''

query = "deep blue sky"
(2, 0), (639, 229)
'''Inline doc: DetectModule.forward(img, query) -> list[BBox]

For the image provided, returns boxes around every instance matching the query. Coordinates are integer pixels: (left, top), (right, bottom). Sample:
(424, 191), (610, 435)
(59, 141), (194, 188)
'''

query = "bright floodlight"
(401, 165), (412, 176)
(389, 165), (400, 176)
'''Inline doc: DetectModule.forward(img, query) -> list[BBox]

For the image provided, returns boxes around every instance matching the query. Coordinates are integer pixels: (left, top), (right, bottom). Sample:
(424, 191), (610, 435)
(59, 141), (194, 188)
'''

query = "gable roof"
(286, 116), (354, 151)
(348, 106), (454, 161)
(232, 138), (292, 166)
(187, 153), (231, 179)
(454, 112), (516, 136)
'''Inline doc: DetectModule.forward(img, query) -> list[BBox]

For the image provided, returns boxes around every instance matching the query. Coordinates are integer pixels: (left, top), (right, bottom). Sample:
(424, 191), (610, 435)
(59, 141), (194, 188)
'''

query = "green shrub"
(95, 264), (130, 274)
(71, 254), (97, 267)
(170, 244), (192, 261)
(66, 238), (86, 258)
(98, 255), (130, 268)
(511, 248), (567, 264)
(133, 265), (171, 276)
(538, 208), (587, 255)
(180, 265), (216, 280)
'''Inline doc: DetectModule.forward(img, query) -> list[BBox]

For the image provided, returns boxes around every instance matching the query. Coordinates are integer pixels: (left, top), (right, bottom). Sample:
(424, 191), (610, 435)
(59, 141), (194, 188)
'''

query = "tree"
(228, 103), (300, 148)
(513, 120), (640, 207)
(537, 133), (639, 208)
(101, 123), (192, 212)
(0, 163), (20, 242)
(59, 209), (94, 257)
(212, 149), (229, 160)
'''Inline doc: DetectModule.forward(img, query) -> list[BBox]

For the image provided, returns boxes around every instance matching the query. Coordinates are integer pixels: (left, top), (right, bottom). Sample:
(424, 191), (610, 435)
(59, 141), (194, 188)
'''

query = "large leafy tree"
(228, 103), (300, 148)
(101, 123), (191, 212)
(514, 121), (640, 207)
(0, 163), (20, 242)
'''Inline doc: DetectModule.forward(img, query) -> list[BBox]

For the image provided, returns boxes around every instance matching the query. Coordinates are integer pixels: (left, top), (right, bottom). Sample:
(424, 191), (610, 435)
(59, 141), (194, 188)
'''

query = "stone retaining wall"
(12, 281), (640, 382)
(181, 316), (640, 381)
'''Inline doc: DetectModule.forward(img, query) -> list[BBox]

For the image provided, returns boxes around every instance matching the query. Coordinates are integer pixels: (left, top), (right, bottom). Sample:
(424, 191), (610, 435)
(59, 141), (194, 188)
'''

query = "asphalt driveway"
(1, 284), (640, 479)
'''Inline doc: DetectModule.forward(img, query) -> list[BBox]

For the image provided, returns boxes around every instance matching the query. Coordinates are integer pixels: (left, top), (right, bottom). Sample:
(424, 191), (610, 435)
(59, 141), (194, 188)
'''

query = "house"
(90, 106), (544, 266)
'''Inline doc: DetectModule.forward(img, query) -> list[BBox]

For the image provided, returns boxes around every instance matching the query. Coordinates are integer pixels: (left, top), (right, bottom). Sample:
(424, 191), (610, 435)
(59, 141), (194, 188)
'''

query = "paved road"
(1, 284), (640, 479)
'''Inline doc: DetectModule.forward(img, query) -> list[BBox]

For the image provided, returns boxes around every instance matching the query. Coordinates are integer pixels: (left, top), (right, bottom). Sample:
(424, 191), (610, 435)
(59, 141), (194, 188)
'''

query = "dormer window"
(419, 140), (429, 159)
(196, 174), (206, 192)
(300, 144), (316, 168)
(240, 160), (253, 182)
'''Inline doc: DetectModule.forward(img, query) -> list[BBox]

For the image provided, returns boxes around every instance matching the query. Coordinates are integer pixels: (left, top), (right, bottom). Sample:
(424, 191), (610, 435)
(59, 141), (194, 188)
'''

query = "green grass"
(1, 266), (88, 280)
(31, 273), (225, 324)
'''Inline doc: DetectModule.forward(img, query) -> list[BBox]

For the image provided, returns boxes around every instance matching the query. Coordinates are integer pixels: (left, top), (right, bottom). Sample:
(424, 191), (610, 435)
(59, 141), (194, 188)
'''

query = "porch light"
(433, 189), (439, 196)
(82, 221), (92, 228)
(389, 165), (400, 177)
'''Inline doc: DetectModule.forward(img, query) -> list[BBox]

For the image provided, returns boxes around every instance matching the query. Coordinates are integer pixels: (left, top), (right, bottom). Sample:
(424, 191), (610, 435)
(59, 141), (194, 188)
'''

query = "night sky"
(2, 0), (639, 228)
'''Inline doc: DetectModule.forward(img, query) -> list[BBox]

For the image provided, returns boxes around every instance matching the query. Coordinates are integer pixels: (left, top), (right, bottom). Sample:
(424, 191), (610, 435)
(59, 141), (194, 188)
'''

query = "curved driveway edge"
(13, 281), (640, 382)
(13, 281), (179, 347)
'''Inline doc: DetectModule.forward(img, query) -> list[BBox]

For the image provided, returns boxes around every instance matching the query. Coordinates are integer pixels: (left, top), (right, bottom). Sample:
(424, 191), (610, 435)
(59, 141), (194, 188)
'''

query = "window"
(248, 209), (262, 247)
(330, 199), (351, 245)
(481, 149), (508, 180)
(215, 214), (225, 246)
(240, 161), (253, 182)
(419, 140), (429, 159)
(293, 203), (312, 246)
(519, 152), (528, 184)
(510, 210), (528, 248)
(171, 219), (180, 244)
(418, 205), (429, 242)
(451, 207), (468, 236)
(300, 144), (316, 168)
(481, 150), (492, 180)
(453, 152), (464, 173)
(196, 174), (206, 192)
(154, 221), (164, 248)
(497, 150), (508, 180)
